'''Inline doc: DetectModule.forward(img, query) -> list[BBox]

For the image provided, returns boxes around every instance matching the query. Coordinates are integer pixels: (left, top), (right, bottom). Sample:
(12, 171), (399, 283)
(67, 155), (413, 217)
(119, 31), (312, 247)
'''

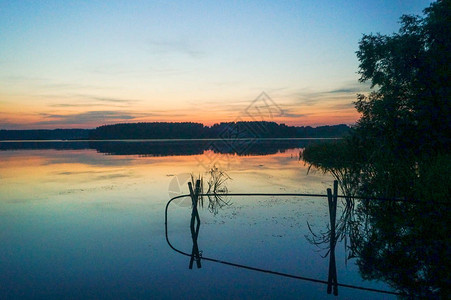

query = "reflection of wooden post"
(188, 180), (202, 269)
(327, 181), (338, 296)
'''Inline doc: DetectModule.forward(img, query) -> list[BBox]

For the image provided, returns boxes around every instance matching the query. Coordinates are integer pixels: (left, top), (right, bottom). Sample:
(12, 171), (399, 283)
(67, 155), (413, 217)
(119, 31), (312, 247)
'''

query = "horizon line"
(1, 121), (354, 131)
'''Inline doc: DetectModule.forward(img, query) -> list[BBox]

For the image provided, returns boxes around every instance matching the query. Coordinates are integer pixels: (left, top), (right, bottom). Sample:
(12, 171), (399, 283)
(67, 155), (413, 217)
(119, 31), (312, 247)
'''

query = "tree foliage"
(354, 0), (450, 156)
(302, 2), (451, 297)
(302, 0), (451, 200)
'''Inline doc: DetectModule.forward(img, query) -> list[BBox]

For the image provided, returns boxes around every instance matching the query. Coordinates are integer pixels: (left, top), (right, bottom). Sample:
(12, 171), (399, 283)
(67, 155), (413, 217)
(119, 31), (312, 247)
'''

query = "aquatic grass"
(190, 165), (232, 215)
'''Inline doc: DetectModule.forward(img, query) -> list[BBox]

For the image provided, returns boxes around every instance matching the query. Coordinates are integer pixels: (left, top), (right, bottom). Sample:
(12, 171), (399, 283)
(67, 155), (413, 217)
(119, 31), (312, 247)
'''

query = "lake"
(0, 139), (396, 299)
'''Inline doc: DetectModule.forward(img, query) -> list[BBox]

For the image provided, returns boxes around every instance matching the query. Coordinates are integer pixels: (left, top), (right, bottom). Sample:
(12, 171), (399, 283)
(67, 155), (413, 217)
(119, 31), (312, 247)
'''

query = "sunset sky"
(0, 0), (433, 129)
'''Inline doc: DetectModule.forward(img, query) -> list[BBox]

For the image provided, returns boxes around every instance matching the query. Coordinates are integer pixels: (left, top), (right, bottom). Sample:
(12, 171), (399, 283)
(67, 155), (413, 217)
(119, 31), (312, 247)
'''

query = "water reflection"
(201, 166), (232, 215)
(326, 182), (338, 296)
(302, 146), (451, 297)
(2, 142), (341, 299)
(351, 200), (450, 298)
(306, 184), (361, 266)
(0, 139), (325, 156)
(188, 181), (202, 269)
(165, 180), (399, 297)
(305, 184), (450, 298)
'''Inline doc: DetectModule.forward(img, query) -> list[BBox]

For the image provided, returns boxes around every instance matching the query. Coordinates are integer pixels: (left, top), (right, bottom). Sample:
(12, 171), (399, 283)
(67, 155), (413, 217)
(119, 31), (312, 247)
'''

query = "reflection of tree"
(353, 201), (450, 298)
(303, 141), (364, 262)
(303, 140), (450, 297)
(306, 180), (365, 281)
(90, 140), (315, 156)
(306, 179), (450, 298)
(303, 140), (360, 199)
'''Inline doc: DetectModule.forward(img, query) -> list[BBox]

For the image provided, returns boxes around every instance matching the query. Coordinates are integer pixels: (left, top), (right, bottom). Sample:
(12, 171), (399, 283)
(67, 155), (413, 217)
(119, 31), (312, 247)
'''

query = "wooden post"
(188, 180), (202, 269)
(327, 181), (338, 296)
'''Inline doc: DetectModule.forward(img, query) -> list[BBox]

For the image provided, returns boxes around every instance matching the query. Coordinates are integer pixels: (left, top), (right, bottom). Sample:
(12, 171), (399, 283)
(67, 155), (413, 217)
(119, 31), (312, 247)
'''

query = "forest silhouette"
(0, 122), (350, 140)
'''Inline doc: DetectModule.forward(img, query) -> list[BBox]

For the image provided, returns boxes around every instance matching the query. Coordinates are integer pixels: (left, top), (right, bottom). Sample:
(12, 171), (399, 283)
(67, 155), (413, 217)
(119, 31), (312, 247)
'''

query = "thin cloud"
(327, 87), (360, 94)
(330, 102), (355, 109)
(34, 110), (191, 127)
(1, 109), (201, 129)
(286, 81), (371, 107)
(47, 94), (140, 108)
(2, 75), (113, 94)
(148, 39), (205, 59)
(280, 110), (310, 118)
(49, 103), (101, 108)
(75, 94), (139, 104)
(87, 63), (189, 78)
(36, 111), (139, 125)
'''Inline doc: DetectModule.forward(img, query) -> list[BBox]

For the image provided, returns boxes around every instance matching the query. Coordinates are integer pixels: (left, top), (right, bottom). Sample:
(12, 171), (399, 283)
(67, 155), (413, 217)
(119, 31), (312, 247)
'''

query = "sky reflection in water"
(0, 142), (395, 299)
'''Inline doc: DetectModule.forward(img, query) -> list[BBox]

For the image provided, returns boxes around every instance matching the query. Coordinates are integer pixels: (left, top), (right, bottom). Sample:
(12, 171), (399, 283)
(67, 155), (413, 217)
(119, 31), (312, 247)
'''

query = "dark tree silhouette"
(302, 2), (451, 297)
(305, 0), (450, 199)
(354, 0), (450, 156)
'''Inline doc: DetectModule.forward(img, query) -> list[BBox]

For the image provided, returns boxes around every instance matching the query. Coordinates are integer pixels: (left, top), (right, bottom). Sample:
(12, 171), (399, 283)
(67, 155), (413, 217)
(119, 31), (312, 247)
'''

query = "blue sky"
(0, 0), (434, 128)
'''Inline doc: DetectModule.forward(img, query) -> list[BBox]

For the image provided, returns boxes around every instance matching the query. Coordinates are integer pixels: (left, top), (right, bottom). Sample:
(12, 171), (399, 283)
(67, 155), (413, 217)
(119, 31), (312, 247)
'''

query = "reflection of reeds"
(205, 166), (232, 215)
(190, 165), (232, 215)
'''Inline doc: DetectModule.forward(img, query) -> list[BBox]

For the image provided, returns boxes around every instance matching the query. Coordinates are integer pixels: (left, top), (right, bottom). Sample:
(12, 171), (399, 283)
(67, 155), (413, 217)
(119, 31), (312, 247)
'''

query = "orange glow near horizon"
(1, 92), (361, 129)
(0, 112), (360, 130)
(0, 108), (360, 129)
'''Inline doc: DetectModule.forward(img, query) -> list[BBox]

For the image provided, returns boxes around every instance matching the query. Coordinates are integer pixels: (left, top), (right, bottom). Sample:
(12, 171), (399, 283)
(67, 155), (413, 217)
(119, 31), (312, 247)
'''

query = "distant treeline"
(0, 122), (350, 140)
(90, 122), (350, 139)
(0, 129), (91, 140)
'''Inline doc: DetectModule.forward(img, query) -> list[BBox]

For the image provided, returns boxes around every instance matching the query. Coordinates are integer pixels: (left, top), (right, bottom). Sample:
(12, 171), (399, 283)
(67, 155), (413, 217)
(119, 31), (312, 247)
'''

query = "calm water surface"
(0, 140), (395, 299)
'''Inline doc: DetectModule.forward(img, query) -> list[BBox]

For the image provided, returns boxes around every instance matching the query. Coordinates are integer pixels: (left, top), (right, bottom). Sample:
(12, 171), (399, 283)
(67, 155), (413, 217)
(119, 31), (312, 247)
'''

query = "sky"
(0, 0), (434, 129)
